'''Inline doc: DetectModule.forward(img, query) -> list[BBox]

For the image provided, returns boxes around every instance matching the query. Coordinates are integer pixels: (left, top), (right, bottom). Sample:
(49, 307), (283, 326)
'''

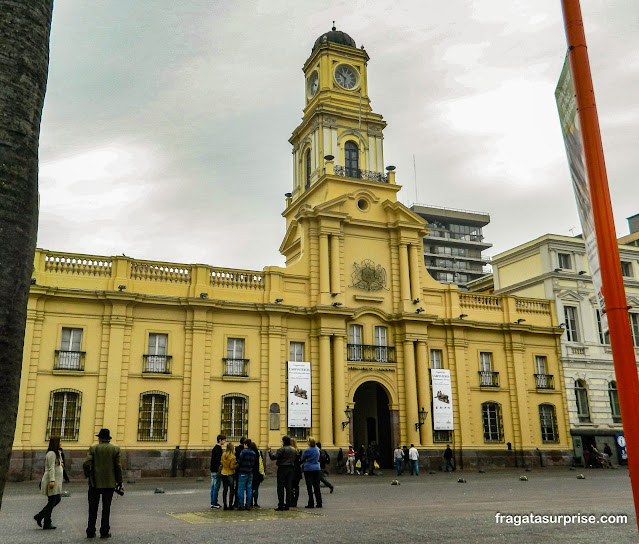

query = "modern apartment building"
(410, 204), (492, 290)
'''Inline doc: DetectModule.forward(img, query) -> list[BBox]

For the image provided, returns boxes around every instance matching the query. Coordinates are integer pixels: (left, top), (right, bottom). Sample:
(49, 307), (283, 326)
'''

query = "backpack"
(321, 449), (330, 465)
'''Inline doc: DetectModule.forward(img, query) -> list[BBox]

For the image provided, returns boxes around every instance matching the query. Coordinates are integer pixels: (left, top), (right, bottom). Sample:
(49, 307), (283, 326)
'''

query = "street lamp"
(342, 407), (353, 430)
(414, 407), (428, 431)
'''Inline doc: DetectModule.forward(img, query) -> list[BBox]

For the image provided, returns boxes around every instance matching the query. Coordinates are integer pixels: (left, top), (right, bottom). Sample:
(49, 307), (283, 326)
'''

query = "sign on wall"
(287, 361), (312, 428)
(431, 369), (454, 431)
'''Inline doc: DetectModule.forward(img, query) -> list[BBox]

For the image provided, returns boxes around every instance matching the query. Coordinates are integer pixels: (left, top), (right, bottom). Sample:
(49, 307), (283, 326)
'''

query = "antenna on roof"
(332, 21), (336, 31)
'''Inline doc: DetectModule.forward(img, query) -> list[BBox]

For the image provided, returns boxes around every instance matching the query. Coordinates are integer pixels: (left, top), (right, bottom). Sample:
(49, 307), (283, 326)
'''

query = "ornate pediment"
(557, 289), (583, 302)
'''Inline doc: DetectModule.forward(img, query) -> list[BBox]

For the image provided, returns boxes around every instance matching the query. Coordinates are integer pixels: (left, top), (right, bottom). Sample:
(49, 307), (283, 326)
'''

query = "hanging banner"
(287, 361), (311, 428)
(431, 369), (454, 431)
(555, 57), (608, 334)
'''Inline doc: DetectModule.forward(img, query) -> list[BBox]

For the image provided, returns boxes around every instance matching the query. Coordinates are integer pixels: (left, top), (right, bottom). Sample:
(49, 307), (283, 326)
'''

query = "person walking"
(357, 445), (367, 475)
(346, 445), (356, 475)
(444, 444), (456, 472)
(317, 442), (334, 493)
(408, 444), (419, 475)
(83, 428), (123, 539)
(209, 434), (226, 509)
(368, 443), (378, 476)
(393, 445), (404, 476)
(250, 441), (264, 508)
(34, 437), (64, 530)
(267, 435), (297, 511)
(402, 445), (409, 474)
(220, 443), (237, 510)
(290, 438), (303, 507)
(301, 437), (322, 508)
(236, 439), (256, 510)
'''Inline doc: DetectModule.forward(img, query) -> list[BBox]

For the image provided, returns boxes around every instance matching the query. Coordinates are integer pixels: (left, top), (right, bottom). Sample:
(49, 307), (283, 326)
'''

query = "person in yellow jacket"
(220, 443), (238, 510)
(34, 437), (64, 530)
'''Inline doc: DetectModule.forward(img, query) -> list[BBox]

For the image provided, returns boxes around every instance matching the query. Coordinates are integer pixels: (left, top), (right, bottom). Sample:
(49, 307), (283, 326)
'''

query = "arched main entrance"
(352, 382), (393, 468)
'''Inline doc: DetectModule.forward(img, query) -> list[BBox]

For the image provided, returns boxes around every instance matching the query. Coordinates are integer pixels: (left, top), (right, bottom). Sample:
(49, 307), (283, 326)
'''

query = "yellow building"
(11, 27), (572, 479)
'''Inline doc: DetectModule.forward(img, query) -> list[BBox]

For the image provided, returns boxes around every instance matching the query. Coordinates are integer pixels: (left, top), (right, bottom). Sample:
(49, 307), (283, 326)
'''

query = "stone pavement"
(0, 468), (636, 543)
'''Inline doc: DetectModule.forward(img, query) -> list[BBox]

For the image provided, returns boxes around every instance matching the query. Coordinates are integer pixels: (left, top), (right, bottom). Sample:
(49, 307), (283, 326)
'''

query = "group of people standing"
(209, 435), (265, 510)
(35, 428), (123, 538)
(209, 434), (333, 512)
(344, 444), (382, 476)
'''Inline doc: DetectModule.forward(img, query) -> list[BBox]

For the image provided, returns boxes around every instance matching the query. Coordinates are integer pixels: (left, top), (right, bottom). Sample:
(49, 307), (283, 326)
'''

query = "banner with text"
(431, 369), (454, 431)
(555, 57), (607, 334)
(287, 361), (312, 428)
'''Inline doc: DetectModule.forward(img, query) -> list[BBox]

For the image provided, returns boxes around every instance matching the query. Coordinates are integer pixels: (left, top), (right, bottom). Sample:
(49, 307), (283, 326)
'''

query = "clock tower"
(287, 26), (391, 206)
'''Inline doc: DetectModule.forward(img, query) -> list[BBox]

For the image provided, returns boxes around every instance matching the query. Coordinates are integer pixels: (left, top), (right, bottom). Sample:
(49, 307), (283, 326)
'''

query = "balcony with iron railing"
(534, 374), (555, 390)
(223, 358), (249, 377)
(347, 344), (396, 363)
(54, 350), (86, 371)
(143, 354), (172, 374)
(334, 165), (388, 183)
(479, 371), (500, 387)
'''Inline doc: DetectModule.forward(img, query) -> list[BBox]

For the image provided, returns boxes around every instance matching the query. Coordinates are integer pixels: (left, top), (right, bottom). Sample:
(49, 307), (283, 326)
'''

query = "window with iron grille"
(222, 394), (247, 441)
(433, 430), (451, 443)
(57, 328), (84, 370)
(344, 141), (359, 177)
(609, 381), (621, 423)
(47, 389), (82, 440)
(305, 148), (311, 189)
(225, 338), (247, 376)
(138, 391), (168, 441)
(563, 306), (580, 342)
(288, 427), (310, 440)
(430, 349), (443, 369)
(290, 342), (305, 362)
(630, 313), (639, 347)
(348, 324), (363, 361)
(145, 333), (169, 373)
(482, 402), (503, 442)
(539, 404), (559, 442)
(620, 261), (633, 277)
(575, 380), (590, 423)
(374, 326), (388, 363)
(596, 309), (610, 345)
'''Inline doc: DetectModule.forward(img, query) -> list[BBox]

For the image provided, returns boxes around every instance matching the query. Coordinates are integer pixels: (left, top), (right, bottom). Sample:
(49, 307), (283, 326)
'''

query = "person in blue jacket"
(300, 437), (322, 508)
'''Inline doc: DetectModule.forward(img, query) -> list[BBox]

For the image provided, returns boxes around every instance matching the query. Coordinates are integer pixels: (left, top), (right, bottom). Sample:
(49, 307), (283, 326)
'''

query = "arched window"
(609, 381), (621, 423)
(481, 401), (503, 442)
(539, 404), (559, 442)
(575, 380), (590, 423)
(305, 148), (312, 189)
(47, 389), (82, 440)
(344, 141), (359, 177)
(138, 391), (169, 441)
(222, 394), (248, 441)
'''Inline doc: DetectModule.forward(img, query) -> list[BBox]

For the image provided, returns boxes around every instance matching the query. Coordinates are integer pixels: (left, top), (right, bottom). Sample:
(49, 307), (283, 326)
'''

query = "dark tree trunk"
(0, 0), (53, 510)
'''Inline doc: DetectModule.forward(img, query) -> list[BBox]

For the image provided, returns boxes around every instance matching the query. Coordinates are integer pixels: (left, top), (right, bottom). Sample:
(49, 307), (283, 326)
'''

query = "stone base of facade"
(9, 447), (574, 481)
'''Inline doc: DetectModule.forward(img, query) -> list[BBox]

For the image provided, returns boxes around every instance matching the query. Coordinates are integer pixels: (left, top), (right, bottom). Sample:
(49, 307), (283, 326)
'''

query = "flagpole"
(561, 0), (639, 530)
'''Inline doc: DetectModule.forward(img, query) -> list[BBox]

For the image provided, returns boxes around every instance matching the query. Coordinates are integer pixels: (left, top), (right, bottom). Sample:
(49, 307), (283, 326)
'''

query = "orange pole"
(562, 0), (639, 530)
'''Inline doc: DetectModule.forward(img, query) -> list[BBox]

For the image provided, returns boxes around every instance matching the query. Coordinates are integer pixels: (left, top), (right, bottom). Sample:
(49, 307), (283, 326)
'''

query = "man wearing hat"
(83, 428), (123, 539)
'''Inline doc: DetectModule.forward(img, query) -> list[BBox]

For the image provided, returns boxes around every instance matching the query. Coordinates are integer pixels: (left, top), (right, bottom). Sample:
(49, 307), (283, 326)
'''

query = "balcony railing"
(143, 354), (172, 374)
(223, 358), (249, 377)
(334, 165), (388, 183)
(347, 344), (396, 363)
(54, 350), (86, 371)
(534, 373), (555, 390)
(479, 371), (500, 387)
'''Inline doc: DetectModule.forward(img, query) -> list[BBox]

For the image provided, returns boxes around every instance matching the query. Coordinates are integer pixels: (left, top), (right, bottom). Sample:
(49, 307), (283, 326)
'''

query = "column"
(398, 243), (411, 302)
(409, 243), (421, 302)
(403, 340), (420, 445)
(415, 341), (430, 445)
(268, 318), (283, 447)
(332, 335), (346, 446)
(102, 308), (126, 433)
(319, 334), (333, 446)
(320, 233), (330, 295)
(187, 309), (208, 448)
(330, 234), (340, 295)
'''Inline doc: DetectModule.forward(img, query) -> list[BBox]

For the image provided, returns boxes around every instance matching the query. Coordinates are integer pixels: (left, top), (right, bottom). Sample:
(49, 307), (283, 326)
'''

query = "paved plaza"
(0, 468), (636, 543)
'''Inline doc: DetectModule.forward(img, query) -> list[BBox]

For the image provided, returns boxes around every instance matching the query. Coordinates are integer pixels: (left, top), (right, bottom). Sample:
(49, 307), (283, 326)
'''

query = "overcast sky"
(37, 1), (639, 272)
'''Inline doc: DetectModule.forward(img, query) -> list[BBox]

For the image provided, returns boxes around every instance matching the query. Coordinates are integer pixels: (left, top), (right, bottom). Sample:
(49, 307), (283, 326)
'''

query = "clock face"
(334, 64), (358, 90)
(307, 71), (319, 98)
